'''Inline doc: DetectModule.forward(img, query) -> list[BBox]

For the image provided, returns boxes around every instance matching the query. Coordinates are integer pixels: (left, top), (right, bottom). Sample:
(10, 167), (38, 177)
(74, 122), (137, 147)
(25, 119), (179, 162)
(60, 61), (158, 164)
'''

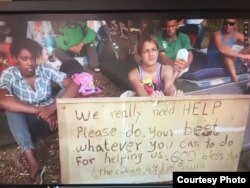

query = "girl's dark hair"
(11, 37), (43, 58)
(136, 34), (159, 54)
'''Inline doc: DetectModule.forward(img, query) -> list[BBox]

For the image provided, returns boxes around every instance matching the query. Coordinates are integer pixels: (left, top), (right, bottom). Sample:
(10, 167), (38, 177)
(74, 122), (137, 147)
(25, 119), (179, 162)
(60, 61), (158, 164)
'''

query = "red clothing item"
(5, 42), (15, 65)
(0, 43), (15, 72)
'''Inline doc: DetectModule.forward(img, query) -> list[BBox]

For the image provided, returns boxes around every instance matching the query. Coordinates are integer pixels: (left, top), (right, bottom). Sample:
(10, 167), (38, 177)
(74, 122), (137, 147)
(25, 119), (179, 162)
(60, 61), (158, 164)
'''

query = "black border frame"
(0, 0), (250, 17)
(0, 0), (243, 12)
(1, 0), (250, 22)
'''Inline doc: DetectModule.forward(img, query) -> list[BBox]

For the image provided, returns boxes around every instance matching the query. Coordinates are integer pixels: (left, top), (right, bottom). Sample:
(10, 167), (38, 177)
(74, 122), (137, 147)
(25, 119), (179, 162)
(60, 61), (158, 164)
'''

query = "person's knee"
(5, 112), (34, 150)
(222, 56), (234, 65)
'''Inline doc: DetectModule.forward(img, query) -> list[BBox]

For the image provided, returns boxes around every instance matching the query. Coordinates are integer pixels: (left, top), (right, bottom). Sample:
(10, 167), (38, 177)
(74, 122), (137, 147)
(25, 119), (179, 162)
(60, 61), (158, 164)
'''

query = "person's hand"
(46, 114), (58, 131)
(33, 107), (41, 115)
(68, 45), (78, 54)
(242, 54), (250, 62)
(173, 89), (184, 97)
(77, 42), (84, 51)
(239, 54), (250, 63)
(150, 90), (164, 97)
(37, 104), (56, 121)
(69, 42), (84, 54)
(173, 59), (186, 72)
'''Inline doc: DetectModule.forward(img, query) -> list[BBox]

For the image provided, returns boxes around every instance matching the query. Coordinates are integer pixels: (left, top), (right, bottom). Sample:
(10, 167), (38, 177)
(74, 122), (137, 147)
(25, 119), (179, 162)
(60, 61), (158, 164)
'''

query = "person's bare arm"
(233, 31), (248, 45)
(161, 65), (183, 96)
(61, 77), (80, 98)
(68, 42), (85, 55)
(0, 42), (7, 54)
(0, 89), (39, 114)
(185, 51), (193, 68)
(46, 114), (58, 131)
(161, 65), (176, 96)
(234, 32), (250, 56)
(213, 31), (246, 59)
(38, 77), (79, 120)
(158, 52), (175, 66)
(128, 68), (148, 96)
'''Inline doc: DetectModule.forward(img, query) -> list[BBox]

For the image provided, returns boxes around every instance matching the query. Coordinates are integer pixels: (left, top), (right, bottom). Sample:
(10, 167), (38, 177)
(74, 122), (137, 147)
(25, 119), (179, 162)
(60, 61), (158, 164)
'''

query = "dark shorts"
(207, 53), (244, 68)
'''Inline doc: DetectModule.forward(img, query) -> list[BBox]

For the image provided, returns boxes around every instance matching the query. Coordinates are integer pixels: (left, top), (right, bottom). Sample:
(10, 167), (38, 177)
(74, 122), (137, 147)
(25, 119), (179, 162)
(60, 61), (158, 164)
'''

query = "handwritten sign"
(56, 95), (250, 184)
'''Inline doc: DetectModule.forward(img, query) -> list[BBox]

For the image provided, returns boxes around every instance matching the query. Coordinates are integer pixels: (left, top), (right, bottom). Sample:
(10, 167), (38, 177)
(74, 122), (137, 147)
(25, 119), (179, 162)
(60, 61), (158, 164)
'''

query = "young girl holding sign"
(127, 35), (183, 97)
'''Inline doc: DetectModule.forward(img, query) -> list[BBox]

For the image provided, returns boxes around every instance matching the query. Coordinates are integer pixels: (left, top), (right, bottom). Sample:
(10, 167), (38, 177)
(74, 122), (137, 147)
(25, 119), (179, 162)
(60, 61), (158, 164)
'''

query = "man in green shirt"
(156, 19), (193, 79)
(55, 20), (99, 71)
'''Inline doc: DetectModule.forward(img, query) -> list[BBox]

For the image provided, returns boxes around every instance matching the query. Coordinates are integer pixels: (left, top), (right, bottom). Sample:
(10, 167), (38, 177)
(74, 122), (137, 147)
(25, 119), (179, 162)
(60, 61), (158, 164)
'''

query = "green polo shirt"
(157, 32), (192, 60)
(56, 21), (96, 51)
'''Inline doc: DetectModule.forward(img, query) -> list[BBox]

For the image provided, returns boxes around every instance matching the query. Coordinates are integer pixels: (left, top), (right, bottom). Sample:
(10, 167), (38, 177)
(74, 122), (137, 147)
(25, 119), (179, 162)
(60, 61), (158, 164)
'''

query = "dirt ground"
(0, 134), (60, 184)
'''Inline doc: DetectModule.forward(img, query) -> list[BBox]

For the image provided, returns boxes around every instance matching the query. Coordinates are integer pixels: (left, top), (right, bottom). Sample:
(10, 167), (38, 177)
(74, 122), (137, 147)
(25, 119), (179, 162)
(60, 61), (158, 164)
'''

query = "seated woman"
(0, 38), (79, 184)
(207, 19), (250, 82)
(127, 34), (183, 97)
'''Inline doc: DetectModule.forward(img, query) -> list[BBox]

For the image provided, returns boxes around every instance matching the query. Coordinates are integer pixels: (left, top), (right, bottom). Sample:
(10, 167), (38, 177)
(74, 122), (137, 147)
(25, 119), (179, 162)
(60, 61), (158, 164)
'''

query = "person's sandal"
(32, 166), (46, 184)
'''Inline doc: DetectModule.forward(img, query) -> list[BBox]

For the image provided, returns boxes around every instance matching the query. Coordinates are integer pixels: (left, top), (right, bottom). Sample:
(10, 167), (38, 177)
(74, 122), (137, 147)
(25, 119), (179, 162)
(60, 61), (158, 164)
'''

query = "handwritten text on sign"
(57, 96), (249, 183)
